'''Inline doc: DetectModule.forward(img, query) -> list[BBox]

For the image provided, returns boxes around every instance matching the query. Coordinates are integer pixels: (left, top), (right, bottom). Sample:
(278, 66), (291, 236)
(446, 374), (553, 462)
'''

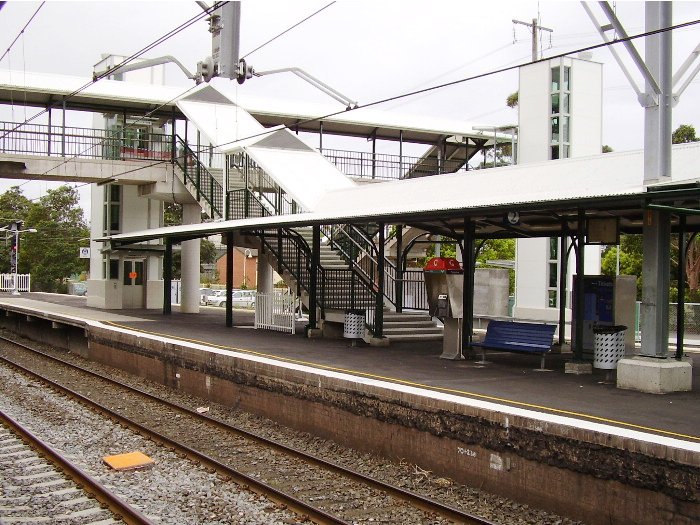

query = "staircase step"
(383, 321), (437, 328)
(382, 314), (434, 323)
(383, 326), (443, 335)
(385, 333), (444, 342)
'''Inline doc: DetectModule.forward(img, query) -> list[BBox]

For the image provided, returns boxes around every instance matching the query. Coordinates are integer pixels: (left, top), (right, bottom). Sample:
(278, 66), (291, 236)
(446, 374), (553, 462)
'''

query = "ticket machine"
(424, 257), (464, 359)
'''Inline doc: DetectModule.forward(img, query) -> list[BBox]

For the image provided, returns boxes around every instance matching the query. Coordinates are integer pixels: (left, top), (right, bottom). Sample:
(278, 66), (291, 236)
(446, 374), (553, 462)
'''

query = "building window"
(103, 184), (121, 235)
(102, 184), (122, 281)
(550, 64), (571, 160)
(102, 258), (119, 280)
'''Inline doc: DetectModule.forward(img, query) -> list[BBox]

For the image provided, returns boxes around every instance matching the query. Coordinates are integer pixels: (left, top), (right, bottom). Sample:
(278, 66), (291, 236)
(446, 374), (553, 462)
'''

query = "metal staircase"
(178, 144), (441, 343)
(173, 136), (224, 220)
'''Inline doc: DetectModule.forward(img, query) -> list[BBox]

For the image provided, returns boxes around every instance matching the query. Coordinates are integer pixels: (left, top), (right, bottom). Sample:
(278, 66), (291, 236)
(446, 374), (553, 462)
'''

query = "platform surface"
(2, 292), (698, 443)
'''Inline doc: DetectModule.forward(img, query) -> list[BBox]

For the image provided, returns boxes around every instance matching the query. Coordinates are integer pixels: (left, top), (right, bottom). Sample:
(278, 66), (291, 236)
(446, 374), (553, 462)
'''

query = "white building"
(514, 55), (604, 325)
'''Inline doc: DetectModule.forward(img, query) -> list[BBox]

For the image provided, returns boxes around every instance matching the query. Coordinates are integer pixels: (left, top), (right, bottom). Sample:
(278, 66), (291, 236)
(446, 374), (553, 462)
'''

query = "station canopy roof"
(0, 70), (507, 145)
(102, 142), (700, 247)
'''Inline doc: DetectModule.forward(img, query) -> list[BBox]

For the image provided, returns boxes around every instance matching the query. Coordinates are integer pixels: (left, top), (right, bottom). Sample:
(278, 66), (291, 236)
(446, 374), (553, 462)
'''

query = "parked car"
(206, 290), (256, 308)
(200, 288), (216, 305)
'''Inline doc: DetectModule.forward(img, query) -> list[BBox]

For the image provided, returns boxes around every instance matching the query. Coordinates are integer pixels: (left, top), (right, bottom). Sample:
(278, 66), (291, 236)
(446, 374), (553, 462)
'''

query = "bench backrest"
(483, 320), (556, 348)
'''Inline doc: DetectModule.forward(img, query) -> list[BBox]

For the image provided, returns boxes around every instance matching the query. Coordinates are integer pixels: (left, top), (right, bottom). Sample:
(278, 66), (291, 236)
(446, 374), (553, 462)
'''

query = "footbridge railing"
(0, 121), (171, 161)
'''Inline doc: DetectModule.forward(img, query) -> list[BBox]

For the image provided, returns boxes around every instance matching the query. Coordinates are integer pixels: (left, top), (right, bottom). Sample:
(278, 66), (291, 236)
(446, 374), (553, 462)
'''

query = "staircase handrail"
(259, 227), (379, 335)
(323, 223), (399, 307)
(229, 151), (302, 216)
(174, 136), (224, 219)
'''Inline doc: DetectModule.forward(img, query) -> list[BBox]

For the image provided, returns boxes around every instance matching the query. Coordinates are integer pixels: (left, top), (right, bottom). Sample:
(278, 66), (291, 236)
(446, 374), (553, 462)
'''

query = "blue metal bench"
(472, 320), (557, 370)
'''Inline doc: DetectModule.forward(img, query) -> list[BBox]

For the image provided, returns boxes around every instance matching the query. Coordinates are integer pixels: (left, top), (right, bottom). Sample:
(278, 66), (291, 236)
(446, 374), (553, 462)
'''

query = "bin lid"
(424, 257), (462, 272)
(592, 325), (627, 334)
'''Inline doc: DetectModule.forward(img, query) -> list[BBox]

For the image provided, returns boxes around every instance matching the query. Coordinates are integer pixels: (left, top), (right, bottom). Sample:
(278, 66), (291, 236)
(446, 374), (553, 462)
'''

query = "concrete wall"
(88, 184), (163, 309)
(570, 58), (603, 157)
(474, 268), (509, 317)
(517, 60), (551, 164)
(0, 305), (696, 525)
(514, 56), (604, 323)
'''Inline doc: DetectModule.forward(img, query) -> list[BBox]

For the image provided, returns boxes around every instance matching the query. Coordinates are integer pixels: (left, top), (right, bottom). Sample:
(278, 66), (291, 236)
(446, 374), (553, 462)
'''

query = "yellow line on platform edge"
(102, 321), (700, 442)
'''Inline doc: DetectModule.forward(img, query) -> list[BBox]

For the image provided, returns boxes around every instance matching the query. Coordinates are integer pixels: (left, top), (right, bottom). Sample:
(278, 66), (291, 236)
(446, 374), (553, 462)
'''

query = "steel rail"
(0, 334), (497, 525)
(0, 408), (155, 525)
(0, 350), (347, 525)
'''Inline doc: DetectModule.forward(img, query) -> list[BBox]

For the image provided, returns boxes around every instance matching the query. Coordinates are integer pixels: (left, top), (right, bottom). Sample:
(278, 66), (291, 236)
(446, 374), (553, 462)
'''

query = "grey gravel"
(0, 332), (584, 524)
(0, 362), (297, 525)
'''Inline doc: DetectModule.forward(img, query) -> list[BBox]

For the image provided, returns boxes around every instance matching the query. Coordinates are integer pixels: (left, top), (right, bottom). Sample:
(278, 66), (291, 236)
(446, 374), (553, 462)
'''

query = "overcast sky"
(1, 1), (699, 218)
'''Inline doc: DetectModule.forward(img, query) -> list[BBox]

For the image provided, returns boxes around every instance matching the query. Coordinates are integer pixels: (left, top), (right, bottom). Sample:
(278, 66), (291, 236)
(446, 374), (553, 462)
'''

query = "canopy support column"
(163, 238), (172, 315)
(462, 217), (475, 355)
(677, 215), (686, 359)
(395, 225), (403, 313)
(226, 231), (234, 327)
(558, 229), (569, 348)
(574, 210), (585, 362)
(374, 223), (385, 338)
(307, 225), (320, 335)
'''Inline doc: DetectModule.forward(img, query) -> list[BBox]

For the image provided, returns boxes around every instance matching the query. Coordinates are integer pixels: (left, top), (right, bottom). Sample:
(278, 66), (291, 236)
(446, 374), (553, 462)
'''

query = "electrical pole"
(512, 18), (554, 62)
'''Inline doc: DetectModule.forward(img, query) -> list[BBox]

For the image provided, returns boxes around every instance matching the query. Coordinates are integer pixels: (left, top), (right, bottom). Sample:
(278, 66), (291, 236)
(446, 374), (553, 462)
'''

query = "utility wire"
(0, 2), (45, 65)
(212, 18), (700, 151)
(21, 83), (200, 188)
(241, 1), (335, 59)
(0, 1), (225, 143)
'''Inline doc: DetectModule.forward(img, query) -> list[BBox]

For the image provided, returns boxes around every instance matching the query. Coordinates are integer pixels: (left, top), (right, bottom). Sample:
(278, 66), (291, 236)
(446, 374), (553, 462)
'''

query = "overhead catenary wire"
(17, 83), (200, 189)
(0, 1), (226, 143)
(0, 2), (45, 65)
(211, 18), (700, 152)
(241, 1), (336, 59)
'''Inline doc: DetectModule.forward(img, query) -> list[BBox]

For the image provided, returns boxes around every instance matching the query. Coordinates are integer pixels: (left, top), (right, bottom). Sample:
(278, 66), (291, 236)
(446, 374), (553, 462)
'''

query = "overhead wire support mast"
(513, 18), (554, 62)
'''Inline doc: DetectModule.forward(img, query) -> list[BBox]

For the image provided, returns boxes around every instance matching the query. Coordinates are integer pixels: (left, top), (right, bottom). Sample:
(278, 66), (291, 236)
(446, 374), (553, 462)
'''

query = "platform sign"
(572, 275), (615, 357)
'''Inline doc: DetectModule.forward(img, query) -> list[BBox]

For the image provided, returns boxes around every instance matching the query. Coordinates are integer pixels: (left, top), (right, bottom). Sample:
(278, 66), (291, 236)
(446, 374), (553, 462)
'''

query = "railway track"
(0, 409), (151, 525)
(0, 334), (498, 525)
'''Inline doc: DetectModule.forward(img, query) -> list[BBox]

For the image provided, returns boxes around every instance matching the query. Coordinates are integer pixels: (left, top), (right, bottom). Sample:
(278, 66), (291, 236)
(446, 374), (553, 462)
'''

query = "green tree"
(601, 235), (643, 299)
(21, 186), (89, 292)
(0, 187), (32, 272)
(506, 91), (519, 108)
(477, 238), (516, 294)
(602, 145), (613, 153)
(672, 124), (698, 144)
(164, 201), (182, 226)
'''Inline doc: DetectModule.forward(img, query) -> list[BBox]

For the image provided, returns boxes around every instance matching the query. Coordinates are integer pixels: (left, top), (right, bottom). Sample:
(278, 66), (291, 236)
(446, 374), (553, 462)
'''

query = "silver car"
(206, 290), (256, 308)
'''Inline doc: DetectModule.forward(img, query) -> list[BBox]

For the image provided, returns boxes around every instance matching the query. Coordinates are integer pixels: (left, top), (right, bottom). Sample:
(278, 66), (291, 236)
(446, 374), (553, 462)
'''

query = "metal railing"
(401, 269), (429, 310)
(0, 119), (470, 185)
(322, 224), (431, 312)
(0, 273), (31, 292)
(228, 152), (300, 216)
(0, 121), (172, 161)
(322, 148), (467, 180)
(174, 137), (223, 219)
(259, 228), (379, 335)
(255, 292), (299, 334)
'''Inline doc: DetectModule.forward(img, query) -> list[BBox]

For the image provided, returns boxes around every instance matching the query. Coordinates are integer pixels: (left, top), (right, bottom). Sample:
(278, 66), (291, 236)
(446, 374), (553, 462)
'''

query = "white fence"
(0, 274), (31, 292)
(255, 292), (299, 334)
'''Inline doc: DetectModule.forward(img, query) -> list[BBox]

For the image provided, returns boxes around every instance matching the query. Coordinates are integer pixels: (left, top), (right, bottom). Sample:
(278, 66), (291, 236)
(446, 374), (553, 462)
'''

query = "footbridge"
(0, 70), (507, 341)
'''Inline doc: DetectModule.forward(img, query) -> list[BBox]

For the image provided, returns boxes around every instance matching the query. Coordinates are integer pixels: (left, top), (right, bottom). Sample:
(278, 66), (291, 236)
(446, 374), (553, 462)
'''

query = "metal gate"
(0, 274), (31, 292)
(255, 292), (298, 334)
